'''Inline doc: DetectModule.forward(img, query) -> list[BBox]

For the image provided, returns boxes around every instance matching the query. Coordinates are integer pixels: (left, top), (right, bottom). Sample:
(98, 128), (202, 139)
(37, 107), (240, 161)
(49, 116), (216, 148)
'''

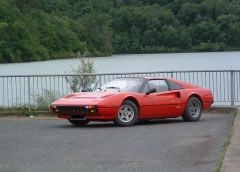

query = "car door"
(141, 79), (183, 118)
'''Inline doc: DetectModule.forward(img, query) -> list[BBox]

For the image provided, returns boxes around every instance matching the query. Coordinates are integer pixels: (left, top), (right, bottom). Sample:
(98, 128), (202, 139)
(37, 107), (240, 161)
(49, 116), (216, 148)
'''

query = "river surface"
(0, 52), (240, 75)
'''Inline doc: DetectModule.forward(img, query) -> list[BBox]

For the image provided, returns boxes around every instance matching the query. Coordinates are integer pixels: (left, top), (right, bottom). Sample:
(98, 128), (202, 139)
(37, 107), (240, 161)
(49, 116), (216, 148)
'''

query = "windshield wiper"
(105, 86), (121, 91)
(96, 87), (102, 91)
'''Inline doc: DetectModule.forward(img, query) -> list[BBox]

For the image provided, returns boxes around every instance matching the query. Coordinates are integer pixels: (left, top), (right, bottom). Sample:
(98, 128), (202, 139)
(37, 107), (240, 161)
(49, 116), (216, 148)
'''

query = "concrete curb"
(221, 107), (240, 172)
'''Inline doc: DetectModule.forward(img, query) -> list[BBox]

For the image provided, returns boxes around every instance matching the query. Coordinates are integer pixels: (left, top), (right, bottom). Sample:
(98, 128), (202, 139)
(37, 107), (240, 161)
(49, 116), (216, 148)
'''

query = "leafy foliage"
(34, 89), (61, 110)
(65, 51), (96, 92)
(0, 0), (240, 63)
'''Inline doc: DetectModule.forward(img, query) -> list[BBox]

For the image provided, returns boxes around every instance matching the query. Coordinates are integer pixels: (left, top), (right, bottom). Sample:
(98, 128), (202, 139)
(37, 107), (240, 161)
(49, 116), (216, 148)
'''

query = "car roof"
(144, 77), (168, 80)
(144, 77), (194, 88)
(115, 76), (170, 81)
(115, 76), (186, 83)
(114, 77), (193, 88)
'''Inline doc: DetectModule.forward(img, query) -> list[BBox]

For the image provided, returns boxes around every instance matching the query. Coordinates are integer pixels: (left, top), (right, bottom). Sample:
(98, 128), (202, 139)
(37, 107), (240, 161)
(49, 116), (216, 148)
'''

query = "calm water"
(0, 52), (240, 75)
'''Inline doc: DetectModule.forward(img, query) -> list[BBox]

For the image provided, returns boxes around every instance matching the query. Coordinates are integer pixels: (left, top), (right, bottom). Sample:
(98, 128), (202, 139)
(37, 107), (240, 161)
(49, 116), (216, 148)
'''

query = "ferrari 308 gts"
(50, 77), (213, 126)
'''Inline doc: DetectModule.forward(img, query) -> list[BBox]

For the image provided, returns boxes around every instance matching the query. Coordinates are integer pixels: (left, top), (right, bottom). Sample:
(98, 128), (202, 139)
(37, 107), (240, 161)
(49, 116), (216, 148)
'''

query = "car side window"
(148, 80), (169, 92)
(142, 82), (150, 93)
(168, 80), (184, 90)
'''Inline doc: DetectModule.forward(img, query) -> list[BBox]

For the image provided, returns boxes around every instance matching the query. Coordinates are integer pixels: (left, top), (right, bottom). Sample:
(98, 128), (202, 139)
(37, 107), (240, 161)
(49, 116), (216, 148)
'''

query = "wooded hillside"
(0, 0), (240, 63)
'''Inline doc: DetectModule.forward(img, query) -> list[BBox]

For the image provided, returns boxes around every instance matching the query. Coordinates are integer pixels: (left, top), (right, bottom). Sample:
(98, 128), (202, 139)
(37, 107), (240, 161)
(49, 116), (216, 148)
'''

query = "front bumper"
(51, 105), (119, 121)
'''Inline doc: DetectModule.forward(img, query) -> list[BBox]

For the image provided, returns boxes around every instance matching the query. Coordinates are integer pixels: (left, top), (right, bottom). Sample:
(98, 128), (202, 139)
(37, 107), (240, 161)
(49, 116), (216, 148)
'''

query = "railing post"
(2, 77), (4, 107)
(171, 71), (174, 79)
(27, 76), (31, 111)
(99, 75), (102, 86)
(230, 71), (235, 106)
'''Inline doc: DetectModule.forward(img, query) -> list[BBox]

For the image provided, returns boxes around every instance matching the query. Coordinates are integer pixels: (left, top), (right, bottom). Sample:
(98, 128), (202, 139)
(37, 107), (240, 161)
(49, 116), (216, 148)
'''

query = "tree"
(76, 13), (112, 56)
(226, 24), (240, 47)
(177, 2), (199, 26)
(113, 32), (130, 53)
(192, 20), (222, 45)
(65, 51), (96, 92)
(217, 15), (239, 31)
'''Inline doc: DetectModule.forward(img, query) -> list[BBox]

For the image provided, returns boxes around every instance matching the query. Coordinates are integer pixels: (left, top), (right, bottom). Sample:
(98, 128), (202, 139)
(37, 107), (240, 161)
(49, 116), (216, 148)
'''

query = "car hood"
(52, 92), (117, 106)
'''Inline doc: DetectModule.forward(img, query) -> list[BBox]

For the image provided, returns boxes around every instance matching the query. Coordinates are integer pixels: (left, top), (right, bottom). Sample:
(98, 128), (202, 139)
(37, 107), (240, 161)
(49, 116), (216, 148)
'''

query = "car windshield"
(96, 78), (144, 92)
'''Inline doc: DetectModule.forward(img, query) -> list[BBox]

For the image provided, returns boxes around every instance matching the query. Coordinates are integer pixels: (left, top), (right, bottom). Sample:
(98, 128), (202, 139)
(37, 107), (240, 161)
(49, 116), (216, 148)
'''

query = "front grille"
(57, 106), (89, 114)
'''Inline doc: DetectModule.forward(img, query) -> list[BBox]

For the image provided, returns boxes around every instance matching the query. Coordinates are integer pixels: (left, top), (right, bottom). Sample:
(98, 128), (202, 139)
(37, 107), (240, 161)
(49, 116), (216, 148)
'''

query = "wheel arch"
(188, 94), (203, 109)
(123, 96), (140, 113)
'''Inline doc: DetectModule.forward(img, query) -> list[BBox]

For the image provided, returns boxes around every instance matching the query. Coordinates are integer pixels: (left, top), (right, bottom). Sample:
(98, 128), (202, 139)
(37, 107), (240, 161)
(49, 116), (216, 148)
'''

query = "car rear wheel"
(68, 119), (89, 126)
(182, 97), (202, 122)
(114, 100), (138, 126)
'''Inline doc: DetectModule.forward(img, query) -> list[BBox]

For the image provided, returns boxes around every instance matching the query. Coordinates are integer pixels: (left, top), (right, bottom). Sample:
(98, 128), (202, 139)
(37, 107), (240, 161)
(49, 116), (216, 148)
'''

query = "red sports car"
(50, 77), (214, 126)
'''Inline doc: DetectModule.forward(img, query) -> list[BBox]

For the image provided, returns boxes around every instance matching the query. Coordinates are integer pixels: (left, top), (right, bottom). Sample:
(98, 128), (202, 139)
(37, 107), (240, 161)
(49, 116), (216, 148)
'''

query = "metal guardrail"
(0, 70), (239, 107)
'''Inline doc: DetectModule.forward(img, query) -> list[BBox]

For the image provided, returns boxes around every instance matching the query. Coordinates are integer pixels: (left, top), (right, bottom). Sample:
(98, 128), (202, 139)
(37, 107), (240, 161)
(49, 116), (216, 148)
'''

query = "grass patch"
(215, 109), (238, 172)
(0, 106), (55, 117)
(0, 89), (60, 117)
(206, 106), (238, 114)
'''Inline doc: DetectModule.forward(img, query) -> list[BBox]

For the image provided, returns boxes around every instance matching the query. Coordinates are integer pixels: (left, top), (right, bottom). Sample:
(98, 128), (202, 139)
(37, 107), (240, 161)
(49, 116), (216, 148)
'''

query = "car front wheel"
(114, 100), (138, 126)
(182, 97), (202, 122)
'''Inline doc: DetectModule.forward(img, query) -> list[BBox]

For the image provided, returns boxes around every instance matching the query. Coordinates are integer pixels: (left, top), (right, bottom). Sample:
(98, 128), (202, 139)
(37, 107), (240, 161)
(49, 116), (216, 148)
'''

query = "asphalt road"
(0, 112), (234, 172)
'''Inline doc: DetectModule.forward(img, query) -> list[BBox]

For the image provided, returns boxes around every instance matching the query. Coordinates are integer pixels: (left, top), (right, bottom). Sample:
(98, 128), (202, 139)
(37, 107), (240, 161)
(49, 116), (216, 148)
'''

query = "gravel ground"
(0, 112), (234, 172)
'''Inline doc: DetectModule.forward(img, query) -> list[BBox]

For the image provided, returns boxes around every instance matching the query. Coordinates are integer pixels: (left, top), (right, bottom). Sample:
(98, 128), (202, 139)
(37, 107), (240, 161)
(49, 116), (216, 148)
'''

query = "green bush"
(65, 51), (96, 92)
(34, 89), (61, 110)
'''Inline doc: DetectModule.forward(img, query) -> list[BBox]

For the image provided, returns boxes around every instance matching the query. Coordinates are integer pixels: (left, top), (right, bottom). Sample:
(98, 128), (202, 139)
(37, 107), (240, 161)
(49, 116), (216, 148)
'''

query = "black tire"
(68, 119), (89, 126)
(182, 97), (202, 122)
(114, 100), (138, 126)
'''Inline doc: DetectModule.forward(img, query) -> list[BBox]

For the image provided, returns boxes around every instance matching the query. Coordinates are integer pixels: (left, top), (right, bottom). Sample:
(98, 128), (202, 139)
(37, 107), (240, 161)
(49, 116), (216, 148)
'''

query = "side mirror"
(146, 88), (157, 95)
